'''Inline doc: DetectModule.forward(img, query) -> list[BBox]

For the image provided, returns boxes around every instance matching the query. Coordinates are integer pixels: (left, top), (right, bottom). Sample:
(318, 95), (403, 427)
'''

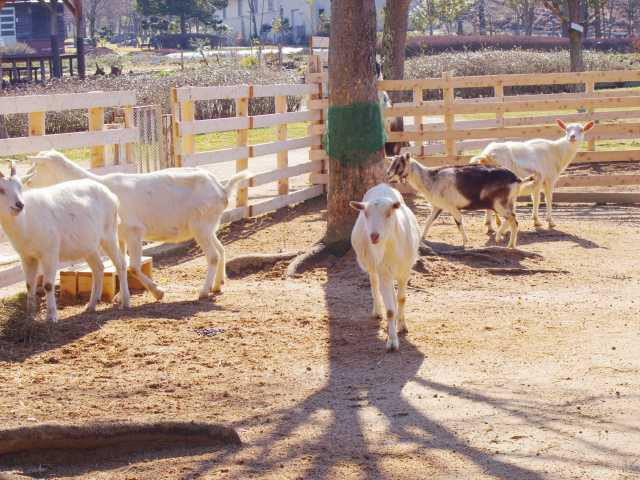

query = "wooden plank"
(221, 206), (249, 224)
(387, 122), (640, 142)
(442, 72), (456, 157)
(249, 160), (323, 188)
(251, 110), (320, 128)
(236, 96), (249, 208)
(0, 128), (138, 156)
(179, 116), (249, 135)
(89, 107), (105, 168)
(307, 72), (327, 83)
(518, 192), (640, 204)
(586, 80), (596, 152)
(385, 102), (445, 117)
(0, 91), (136, 115)
(182, 146), (250, 167)
(413, 86), (424, 156)
(309, 149), (328, 161)
(28, 111), (45, 136)
(250, 135), (321, 157)
(170, 88), (182, 167)
(307, 52), (326, 191)
(249, 185), (324, 217)
(308, 99), (329, 110)
(175, 84), (250, 102)
(309, 172), (328, 185)
(252, 83), (318, 98)
(180, 100), (195, 159)
(123, 106), (135, 164)
(308, 123), (325, 135)
(275, 95), (289, 195)
(556, 174), (640, 188)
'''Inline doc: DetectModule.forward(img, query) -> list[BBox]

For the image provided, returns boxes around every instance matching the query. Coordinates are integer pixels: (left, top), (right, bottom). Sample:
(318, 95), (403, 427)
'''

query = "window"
(237, 0), (243, 16)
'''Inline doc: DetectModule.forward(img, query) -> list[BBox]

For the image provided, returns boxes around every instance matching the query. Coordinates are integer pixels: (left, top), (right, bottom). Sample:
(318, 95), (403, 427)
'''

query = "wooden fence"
(308, 37), (640, 203)
(170, 82), (327, 224)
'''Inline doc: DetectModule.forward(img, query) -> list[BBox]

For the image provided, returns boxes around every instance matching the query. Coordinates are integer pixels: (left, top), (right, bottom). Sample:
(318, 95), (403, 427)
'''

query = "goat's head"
(350, 197), (401, 245)
(0, 161), (26, 218)
(385, 153), (411, 184)
(22, 150), (62, 189)
(556, 120), (595, 144)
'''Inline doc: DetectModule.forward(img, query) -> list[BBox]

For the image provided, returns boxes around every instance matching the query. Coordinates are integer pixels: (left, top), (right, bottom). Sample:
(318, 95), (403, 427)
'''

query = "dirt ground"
(1, 194), (639, 480)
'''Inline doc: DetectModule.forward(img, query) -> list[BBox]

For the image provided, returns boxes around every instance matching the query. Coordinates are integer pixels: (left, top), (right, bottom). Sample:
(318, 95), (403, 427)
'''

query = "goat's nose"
(370, 233), (380, 244)
(570, 135), (576, 142)
(15, 201), (24, 211)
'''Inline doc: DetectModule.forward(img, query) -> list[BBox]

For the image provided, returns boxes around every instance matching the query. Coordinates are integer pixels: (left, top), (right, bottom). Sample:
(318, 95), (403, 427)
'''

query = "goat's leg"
(450, 208), (469, 247)
(84, 252), (104, 313)
(126, 232), (164, 301)
(369, 270), (384, 319)
(544, 180), (556, 228)
(193, 228), (219, 300)
(102, 235), (130, 309)
(495, 215), (510, 243)
(40, 256), (59, 323)
(506, 213), (519, 249)
(210, 232), (226, 293)
(22, 257), (39, 318)
(484, 209), (495, 233)
(397, 273), (409, 335)
(531, 183), (543, 227)
(379, 276), (399, 352)
(422, 207), (442, 240)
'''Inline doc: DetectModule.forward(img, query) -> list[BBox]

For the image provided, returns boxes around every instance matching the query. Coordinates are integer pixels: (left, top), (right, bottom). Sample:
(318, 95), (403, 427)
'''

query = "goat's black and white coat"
(386, 153), (533, 249)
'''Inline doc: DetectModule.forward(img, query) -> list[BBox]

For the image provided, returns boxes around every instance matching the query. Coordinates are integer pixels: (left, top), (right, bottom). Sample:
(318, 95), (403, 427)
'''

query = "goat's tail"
(518, 174), (537, 195)
(224, 170), (252, 199)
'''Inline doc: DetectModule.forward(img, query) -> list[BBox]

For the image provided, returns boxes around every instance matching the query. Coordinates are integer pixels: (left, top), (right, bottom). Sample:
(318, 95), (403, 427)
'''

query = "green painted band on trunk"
(325, 102), (386, 165)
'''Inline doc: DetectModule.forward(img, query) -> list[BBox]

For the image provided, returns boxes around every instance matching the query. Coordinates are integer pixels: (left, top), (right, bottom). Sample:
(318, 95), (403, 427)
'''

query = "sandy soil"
(1, 195), (640, 480)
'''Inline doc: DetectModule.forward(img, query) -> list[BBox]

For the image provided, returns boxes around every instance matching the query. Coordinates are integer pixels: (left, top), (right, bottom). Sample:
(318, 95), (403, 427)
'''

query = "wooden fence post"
(275, 95), (289, 195)
(442, 71), (456, 158)
(586, 79), (596, 151)
(413, 86), (424, 157)
(308, 53), (326, 191)
(88, 106), (105, 168)
(180, 100), (195, 161)
(170, 88), (182, 167)
(123, 106), (136, 165)
(28, 111), (46, 137)
(494, 80), (505, 141)
(235, 89), (250, 208)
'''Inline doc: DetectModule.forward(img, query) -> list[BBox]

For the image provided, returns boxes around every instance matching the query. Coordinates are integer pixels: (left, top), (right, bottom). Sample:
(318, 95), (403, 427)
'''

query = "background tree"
(381, 0), (410, 88)
(410, 0), (440, 35)
(438, 0), (473, 33)
(324, 0), (386, 252)
(620, 0), (637, 35)
(85, 0), (107, 41)
(507, 0), (538, 35)
(247, 0), (260, 40)
(136, 0), (227, 38)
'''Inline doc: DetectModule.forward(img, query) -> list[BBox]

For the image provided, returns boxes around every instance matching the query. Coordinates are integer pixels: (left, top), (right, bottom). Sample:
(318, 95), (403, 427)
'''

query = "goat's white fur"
(350, 183), (420, 352)
(0, 166), (130, 322)
(470, 120), (594, 229)
(24, 150), (250, 300)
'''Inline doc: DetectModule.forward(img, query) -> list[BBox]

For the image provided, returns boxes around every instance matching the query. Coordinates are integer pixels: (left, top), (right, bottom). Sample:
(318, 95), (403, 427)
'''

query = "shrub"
(0, 42), (36, 57)
(1, 59), (302, 137)
(239, 55), (259, 68)
(405, 49), (637, 98)
(399, 35), (638, 57)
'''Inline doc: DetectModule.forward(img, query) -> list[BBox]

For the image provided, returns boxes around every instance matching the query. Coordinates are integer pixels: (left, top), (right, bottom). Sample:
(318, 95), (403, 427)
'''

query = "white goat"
(24, 150), (250, 301)
(350, 183), (420, 352)
(471, 120), (594, 230)
(0, 162), (130, 322)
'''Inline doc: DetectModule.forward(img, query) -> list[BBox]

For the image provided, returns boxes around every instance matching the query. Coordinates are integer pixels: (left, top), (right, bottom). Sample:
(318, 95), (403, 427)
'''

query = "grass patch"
(0, 292), (49, 343)
(195, 121), (309, 151)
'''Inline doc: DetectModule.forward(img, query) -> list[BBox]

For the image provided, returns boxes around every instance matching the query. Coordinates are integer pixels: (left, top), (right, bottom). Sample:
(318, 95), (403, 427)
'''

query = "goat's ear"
(20, 165), (36, 185)
(9, 161), (16, 177)
(349, 201), (365, 211)
(556, 119), (567, 131)
(0, 169), (4, 178)
(392, 201), (401, 210)
(583, 120), (595, 132)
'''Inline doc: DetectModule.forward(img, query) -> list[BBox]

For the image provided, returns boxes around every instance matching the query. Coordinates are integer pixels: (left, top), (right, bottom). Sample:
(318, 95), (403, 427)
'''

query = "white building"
(221, 0), (387, 44)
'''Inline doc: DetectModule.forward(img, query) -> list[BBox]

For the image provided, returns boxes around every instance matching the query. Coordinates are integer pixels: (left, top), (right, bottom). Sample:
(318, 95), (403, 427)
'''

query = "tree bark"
(326, 0), (385, 252)
(76, 0), (86, 79)
(567, 0), (584, 72)
(478, 0), (487, 35)
(594, 1), (602, 37)
(50, 0), (62, 79)
(381, 0), (410, 102)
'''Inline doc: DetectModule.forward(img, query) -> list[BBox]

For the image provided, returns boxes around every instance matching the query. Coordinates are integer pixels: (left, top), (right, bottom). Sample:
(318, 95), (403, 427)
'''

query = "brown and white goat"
(386, 153), (534, 249)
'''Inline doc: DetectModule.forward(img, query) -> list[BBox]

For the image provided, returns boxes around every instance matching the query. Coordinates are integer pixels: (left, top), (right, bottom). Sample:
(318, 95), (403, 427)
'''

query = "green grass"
(195, 121), (309, 151)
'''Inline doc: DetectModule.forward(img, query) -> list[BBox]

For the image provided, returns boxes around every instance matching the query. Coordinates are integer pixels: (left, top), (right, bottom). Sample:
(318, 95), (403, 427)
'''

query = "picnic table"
(0, 53), (78, 84)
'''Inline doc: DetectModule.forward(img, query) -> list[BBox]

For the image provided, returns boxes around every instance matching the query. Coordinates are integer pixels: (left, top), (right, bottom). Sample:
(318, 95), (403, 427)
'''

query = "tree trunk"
(594, 1), (602, 37)
(457, 18), (464, 34)
(525, 2), (535, 35)
(381, 0), (410, 102)
(326, 0), (385, 252)
(567, 0), (584, 72)
(76, 1), (86, 79)
(50, 0), (62, 79)
(0, 115), (8, 139)
(478, 0), (486, 35)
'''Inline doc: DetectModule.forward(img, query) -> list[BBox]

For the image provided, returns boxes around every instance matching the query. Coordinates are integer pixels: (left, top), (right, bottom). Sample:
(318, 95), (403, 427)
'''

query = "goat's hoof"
(153, 289), (165, 301)
(386, 337), (399, 352)
(46, 314), (58, 323)
(533, 220), (543, 228)
(398, 326), (409, 336)
(84, 305), (97, 314)
(198, 291), (210, 301)
(548, 221), (556, 229)
(211, 284), (222, 294)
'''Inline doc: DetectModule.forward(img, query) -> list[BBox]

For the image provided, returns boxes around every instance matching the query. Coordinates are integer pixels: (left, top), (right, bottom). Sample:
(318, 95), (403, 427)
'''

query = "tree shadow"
(183, 252), (639, 479)
(0, 298), (225, 364)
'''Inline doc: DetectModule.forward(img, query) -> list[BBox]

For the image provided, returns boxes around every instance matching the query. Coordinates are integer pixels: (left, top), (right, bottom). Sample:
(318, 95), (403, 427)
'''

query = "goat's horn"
(9, 160), (16, 177)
